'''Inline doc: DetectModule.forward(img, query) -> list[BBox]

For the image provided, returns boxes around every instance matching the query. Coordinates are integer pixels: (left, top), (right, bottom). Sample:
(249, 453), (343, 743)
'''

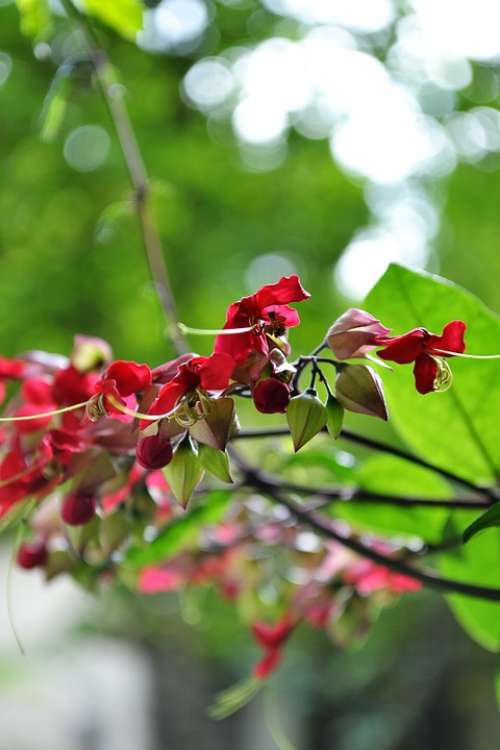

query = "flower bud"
(71, 335), (112, 373)
(286, 389), (328, 451)
(61, 492), (96, 526)
(325, 394), (344, 439)
(136, 435), (173, 470)
(198, 445), (233, 483)
(252, 378), (290, 414)
(335, 365), (388, 421)
(163, 436), (204, 507)
(327, 309), (390, 360)
(17, 540), (47, 569)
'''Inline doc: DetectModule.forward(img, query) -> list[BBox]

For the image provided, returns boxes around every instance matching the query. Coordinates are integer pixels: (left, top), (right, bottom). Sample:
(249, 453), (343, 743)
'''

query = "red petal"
(254, 275), (310, 308)
(251, 616), (294, 649)
(52, 366), (99, 405)
(427, 320), (466, 356)
(413, 353), (438, 394)
(145, 380), (189, 426)
(22, 378), (54, 406)
(262, 304), (300, 328)
(197, 352), (235, 390)
(0, 356), (25, 379)
(106, 360), (152, 397)
(377, 329), (427, 364)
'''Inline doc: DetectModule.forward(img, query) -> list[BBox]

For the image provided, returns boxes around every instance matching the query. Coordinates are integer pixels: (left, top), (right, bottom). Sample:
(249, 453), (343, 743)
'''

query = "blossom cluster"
(0, 275), (468, 684)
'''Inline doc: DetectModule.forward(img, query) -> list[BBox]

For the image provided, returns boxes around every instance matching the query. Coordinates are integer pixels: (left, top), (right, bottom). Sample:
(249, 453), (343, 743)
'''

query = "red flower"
(214, 276), (310, 369)
(0, 356), (25, 405)
(344, 559), (422, 595)
(53, 365), (99, 405)
(146, 352), (234, 420)
(252, 378), (290, 413)
(0, 438), (55, 516)
(376, 321), (466, 394)
(104, 360), (152, 397)
(251, 614), (295, 680)
(94, 360), (152, 418)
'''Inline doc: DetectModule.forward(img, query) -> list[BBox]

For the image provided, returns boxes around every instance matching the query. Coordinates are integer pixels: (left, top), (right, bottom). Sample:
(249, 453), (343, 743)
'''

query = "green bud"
(286, 388), (328, 452)
(325, 394), (344, 439)
(335, 365), (388, 421)
(164, 436), (204, 507)
(198, 445), (233, 484)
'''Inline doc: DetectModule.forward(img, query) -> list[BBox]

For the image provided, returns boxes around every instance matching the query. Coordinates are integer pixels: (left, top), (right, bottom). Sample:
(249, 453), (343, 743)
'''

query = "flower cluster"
(0, 276), (473, 694)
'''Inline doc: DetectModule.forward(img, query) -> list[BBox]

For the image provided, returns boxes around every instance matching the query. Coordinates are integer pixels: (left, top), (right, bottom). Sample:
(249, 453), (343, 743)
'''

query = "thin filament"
(178, 323), (256, 336)
(0, 400), (90, 423)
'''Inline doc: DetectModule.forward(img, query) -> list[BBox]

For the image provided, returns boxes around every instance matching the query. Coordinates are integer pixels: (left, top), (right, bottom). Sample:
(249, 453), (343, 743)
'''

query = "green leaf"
(198, 445), (233, 484)
(125, 490), (233, 569)
(15, 0), (52, 38)
(325, 394), (344, 439)
(439, 530), (500, 651)
(163, 437), (204, 507)
(332, 454), (452, 542)
(463, 501), (500, 543)
(83, 0), (143, 40)
(287, 389), (327, 452)
(365, 264), (500, 484)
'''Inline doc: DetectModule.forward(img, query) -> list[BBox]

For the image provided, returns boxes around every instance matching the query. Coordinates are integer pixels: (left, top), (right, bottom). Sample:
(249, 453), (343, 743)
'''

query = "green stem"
(60, 0), (187, 355)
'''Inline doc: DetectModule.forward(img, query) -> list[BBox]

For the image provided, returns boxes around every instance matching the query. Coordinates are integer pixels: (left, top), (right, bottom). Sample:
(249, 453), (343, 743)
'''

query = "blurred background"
(1, 0), (499, 747)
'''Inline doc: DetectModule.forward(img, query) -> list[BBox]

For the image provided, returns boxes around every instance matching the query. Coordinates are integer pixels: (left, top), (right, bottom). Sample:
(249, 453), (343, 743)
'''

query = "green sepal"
(286, 389), (328, 452)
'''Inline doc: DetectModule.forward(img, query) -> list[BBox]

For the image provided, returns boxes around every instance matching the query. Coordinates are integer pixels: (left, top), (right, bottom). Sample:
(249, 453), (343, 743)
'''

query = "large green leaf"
(332, 454), (452, 542)
(365, 264), (500, 484)
(83, 0), (143, 40)
(125, 490), (233, 569)
(15, 0), (51, 38)
(439, 530), (500, 651)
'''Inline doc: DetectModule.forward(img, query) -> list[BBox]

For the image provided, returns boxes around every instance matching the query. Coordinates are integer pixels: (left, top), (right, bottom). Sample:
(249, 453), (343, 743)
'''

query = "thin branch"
(60, 0), (187, 355)
(248, 471), (492, 510)
(233, 426), (499, 500)
(235, 462), (500, 601)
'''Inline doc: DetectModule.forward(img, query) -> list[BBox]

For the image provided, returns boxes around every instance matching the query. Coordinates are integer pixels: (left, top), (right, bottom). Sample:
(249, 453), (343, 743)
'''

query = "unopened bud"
(136, 435), (173, 470)
(17, 540), (47, 569)
(327, 309), (390, 360)
(286, 389), (328, 452)
(252, 378), (290, 414)
(335, 365), (388, 421)
(61, 492), (97, 526)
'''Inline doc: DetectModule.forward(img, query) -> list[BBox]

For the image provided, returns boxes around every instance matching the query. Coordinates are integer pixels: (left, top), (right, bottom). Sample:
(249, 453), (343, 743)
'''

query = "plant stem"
(248, 470), (492, 510)
(60, 0), (187, 355)
(234, 457), (500, 601)
(233, 426), (498, 500)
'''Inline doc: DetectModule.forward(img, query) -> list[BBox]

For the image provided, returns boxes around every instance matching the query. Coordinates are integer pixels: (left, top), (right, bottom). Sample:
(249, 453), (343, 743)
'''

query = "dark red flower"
(376, 321), (466, 394)
(53, 365), (99, 405)
(0, 438), (55, 515)
(214, 275), (310, 369)
(104, 360), (152, 397)
(252, 378), (290, 414)
(146, 352), (234, 420)
(136, 435), (173, 470)
(17, 540), (47, 569)
(61, 492), (96, 525)
(252, 615), (294, 649)
(251, 614), (295, 680)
